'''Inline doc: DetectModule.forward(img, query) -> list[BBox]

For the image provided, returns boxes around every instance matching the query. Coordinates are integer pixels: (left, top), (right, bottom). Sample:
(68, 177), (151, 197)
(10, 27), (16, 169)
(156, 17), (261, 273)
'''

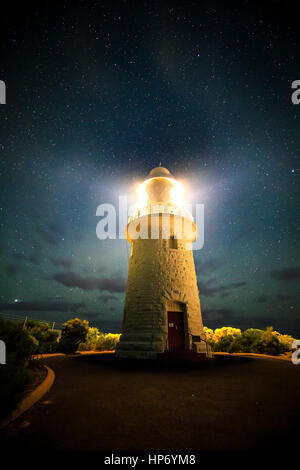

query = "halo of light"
(136, 177), (184, 210)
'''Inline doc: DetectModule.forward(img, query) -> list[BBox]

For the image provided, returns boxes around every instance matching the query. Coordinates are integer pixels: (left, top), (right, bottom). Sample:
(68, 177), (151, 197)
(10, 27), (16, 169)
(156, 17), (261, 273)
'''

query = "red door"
(168, 311), (185, 350)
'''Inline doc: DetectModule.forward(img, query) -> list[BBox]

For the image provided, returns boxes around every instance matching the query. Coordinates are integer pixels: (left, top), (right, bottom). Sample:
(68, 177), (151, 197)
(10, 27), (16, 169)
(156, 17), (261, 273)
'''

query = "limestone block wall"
(116, 228), (205, 359)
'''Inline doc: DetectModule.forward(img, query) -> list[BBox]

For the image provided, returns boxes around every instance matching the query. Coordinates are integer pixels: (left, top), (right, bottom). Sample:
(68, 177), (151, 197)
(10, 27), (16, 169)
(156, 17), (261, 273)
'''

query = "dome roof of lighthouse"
(147, 166), (174, 178)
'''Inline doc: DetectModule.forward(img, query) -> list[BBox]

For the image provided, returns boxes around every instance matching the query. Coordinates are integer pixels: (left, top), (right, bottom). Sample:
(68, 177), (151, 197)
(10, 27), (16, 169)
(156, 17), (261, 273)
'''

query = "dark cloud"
(37, 223), (63, 246)
(11, 253), (28, 261)
(0, 300), (86, 312)
(257, 295), (268, 303)
(220, 292), (230, 298)
(99, 294), (117, 304)
(37, 227), (57, 245)
(51, 258), (73, 269)
(82, 312), (101, 319)
(43, 295), (64, 301)
(197, 278), (246, 297)
(28, 250), (43, 265)
(53, 271), (126, 293)
(204, 308), (236, 321)
(231, 282), (246, 288)
(276, 294), (291, 301)
(93, 320), (122, 333)
(99, 278), (126, 293)
(196, 257), (224, 274)
(11, 246), (43, 265)
(197, 279), (219, 297)
(48, 222), (64, 237)
(5, 264), (23, 276)
(270, 267), (300, 281)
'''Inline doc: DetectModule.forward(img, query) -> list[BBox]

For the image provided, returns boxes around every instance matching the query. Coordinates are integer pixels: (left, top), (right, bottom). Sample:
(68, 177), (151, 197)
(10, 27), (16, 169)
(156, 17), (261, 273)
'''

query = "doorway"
(167, 311), (185, 350)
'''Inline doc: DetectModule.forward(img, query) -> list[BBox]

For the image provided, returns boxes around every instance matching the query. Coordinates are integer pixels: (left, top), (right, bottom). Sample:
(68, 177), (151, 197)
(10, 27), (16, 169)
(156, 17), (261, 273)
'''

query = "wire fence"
(0, 312), (64, 331)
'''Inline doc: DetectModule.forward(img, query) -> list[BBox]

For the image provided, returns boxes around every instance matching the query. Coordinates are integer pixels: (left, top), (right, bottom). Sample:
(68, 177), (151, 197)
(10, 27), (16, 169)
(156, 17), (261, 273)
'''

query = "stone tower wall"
(116, 234), (205, 359)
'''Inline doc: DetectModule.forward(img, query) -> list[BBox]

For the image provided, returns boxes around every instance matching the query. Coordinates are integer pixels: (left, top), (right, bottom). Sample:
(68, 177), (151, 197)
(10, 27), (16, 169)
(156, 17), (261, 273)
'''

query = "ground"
(26, 362), (47, 395)
(0, 353), (299, 450)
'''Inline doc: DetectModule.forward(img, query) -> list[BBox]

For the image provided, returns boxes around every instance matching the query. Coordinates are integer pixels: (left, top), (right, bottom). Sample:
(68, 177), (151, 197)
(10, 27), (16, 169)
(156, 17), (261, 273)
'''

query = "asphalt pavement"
(1, 353), (299, 450)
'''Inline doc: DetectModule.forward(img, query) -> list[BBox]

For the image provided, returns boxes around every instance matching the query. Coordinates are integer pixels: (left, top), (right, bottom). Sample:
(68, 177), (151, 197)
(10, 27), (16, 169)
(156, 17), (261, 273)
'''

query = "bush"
(59, 318), (89, 354)
(239, 328), (264, 353)
(0, 319), (37, 421)
(204, 326), (242, 353)
(272, 330), (295, 351)
(96, 333), (121, 351)
(260, 326), (285, 356)
(78, 327), (102, 351)
(215, 334), (243, 353)
(204, 326), (296, 356)
(25, 320), (59, 354)
(77, 326), (121, 352)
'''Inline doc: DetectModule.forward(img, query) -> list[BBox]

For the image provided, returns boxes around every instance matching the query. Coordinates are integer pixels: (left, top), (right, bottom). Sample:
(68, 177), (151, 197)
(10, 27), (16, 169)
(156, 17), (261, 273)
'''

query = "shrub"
(96, 333), (121, 351)
(0, 319), (37, 421)
(215, 334), (243, 353)
(273, 331), (295, 352)
(59, 318), (89, 354)
(25, 320), (59, 354)
(260, 326), (285, 356)
(204, 325), (297, 356)
(78, 327), (102, 351)
(239, 328), (264, 353)
(204, 326), (242, 353)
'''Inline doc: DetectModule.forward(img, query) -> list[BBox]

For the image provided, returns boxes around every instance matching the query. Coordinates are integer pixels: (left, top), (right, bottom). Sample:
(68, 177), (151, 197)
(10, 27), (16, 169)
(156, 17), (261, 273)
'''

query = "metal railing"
(128, 203), (194, 223)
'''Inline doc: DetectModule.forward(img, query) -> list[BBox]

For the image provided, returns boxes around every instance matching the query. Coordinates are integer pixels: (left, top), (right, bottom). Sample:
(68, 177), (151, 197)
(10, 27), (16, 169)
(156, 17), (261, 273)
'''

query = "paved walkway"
(1, 353), (299, 449)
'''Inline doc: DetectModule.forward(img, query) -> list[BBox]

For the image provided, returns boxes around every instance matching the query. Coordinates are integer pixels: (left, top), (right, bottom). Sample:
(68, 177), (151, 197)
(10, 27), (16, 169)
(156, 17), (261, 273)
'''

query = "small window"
(169, 236), (178, 249)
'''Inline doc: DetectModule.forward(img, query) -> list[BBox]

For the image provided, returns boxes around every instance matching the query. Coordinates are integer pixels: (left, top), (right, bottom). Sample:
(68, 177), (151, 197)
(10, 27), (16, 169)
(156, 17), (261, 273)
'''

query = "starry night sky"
(0, 1), (299, 336)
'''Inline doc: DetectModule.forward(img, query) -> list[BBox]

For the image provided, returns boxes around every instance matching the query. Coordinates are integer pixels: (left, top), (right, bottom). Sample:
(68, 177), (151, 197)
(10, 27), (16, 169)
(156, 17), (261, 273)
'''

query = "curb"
(32, 350), (115, 359)
(214, 352), (292, 362)
(32, 353), (65, 359)
(0, 365), (55, 429)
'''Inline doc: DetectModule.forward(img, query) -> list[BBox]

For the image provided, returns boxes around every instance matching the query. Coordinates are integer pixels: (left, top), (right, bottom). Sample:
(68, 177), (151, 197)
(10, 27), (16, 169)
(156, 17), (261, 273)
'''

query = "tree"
(204, 326), (242, 352)
(240, 328), (263, 353)
(78, 327), (102, 351)
(59, 318), (89, 354)
(0, 319), (37, 420)
(96, 333), (121, 351)
(25, 321), (59, 354)
(260, 326), (285, 356)
(204, 325), (296, 356)
(273, 331), (296, 352)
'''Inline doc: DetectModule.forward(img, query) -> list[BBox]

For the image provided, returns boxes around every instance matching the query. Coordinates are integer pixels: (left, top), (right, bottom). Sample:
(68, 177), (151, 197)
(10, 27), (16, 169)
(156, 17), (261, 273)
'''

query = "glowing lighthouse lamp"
(116, 166), (212, 359)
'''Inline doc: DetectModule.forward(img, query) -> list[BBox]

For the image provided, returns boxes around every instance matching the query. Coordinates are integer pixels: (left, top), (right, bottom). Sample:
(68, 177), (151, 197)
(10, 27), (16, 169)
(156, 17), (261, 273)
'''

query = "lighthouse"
(116, 166), (211, 359)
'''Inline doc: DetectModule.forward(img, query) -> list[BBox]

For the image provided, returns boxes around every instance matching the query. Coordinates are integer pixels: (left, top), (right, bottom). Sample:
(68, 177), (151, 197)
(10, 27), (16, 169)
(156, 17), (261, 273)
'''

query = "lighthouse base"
(116, 333), (213, 360)
(115, 332), (166, 360)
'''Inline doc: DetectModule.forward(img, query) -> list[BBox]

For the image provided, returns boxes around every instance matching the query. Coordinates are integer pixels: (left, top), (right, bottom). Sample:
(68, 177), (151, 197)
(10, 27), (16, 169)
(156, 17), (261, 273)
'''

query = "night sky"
(0, 1), (299, 336)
